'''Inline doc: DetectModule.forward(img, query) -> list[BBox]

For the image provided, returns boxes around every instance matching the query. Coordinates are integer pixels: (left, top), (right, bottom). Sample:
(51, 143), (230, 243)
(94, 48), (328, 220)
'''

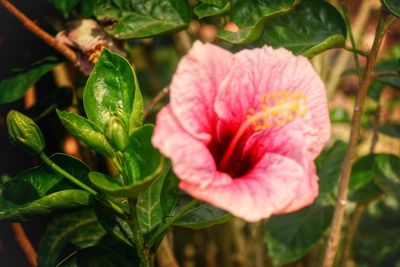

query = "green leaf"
(349, 155), (383, 203)
(316, 140), (347, 194)
(93, 0), (191, 39)
(382, 0), (400, 17)
(194, 0), (230, 19)
(368, 80), (386, 101)
(0, 154), (92, 221)
(173, 201), (232, 229)
(265, 204), (334, 265)
(374, 154), (400, 198)
(95, 203), (134, 247)
(217, 0), (299, 44)
(254, 0), (347, 57)
(0, 190), (91, 222)
(57, 110), (114, 157)
(375, 60), (400, 88)
(80, 0), (97, 17)
(56, 246), (124, 267)
(160, 166), (179, 216)
(38, 209), (106, 267)
(0, 56), (60, 105)
(136, 173), (166, 236)
(378, 123), (400, 138)
(83, 49), (143, 133)
(89, 158), (162, 197)
(47, 0), (79, 18)
(123, 124), (162, 185)
(330, 107), (351, 123)
(159, 168), (231, 230)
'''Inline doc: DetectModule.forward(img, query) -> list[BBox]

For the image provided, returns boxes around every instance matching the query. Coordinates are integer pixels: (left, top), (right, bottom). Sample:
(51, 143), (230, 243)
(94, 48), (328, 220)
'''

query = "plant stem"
(147, 199), (198, 247)
(374, 70), (400, 77)
(322, 11), (390, 267)
(39, 153), (128, 220)
(143, 86), (170, 119)
(343, 46), (369, 57)
(0, 0), (77, 63)
(342, 5), (364, 83)
(128, 197), (150, 267)
(11, 223), (37, 267)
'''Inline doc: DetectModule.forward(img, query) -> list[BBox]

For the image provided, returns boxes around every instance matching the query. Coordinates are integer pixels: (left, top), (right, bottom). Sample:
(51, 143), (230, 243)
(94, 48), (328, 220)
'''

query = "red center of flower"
(215, 90), (308, 177)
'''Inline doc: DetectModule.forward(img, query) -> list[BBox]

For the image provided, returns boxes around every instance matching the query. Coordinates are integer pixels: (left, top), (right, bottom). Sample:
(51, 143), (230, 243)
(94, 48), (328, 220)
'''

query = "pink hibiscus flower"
(152, 41), (330, 222)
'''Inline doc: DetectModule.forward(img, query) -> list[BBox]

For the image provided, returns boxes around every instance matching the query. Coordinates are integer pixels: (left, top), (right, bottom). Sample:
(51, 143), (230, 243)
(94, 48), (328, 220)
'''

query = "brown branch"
(11, 223), (38, 267)
(143, 86), (170, 119)
(0, 0), (77, 63)
(322, 11), (391, 267)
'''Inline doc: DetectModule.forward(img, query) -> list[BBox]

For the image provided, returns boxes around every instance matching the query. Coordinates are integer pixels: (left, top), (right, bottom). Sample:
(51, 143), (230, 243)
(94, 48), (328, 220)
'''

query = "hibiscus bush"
(0, 0), (399, 266)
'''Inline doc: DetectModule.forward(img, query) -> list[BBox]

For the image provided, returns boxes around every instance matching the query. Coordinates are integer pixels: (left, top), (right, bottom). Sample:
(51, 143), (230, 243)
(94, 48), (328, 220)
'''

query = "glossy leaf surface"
(265, 204), (334, 265)
(38, 209), (106, 267)
(0, 154), (91, 221)
(382, 0), (400, 17)
(194, 0), (229, 19)
(83, 49), (143, 133)
(57, 110), (114, 157)
(217, 0), (299, 44)
(94, 0), (191, 39)
(123, 124), (162, 185)
(56, 246), (123, 267)
(0, 57), (60, 105)
(254, 0), (346, 57)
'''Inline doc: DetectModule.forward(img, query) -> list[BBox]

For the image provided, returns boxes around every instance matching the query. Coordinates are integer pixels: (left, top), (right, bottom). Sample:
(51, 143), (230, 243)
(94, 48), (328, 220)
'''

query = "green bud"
(105, 117), (129, 151)
(6, 110), (45, 154)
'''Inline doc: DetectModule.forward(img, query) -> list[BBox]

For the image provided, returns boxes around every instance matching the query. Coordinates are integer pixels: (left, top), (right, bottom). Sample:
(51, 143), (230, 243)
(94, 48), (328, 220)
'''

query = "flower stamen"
(218, 90), (308, 172)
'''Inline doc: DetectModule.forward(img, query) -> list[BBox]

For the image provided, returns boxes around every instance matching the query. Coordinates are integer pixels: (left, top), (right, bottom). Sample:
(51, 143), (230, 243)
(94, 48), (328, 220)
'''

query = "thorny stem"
(39, 153), (129, 220)
(11, 223), (37, 267)
(322, 12), (392, 267)
(0, 0), (77, 63)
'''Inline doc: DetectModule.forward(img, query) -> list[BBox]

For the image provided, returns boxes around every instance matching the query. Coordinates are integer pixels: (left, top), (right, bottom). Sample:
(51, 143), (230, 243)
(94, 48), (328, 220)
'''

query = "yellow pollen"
(218, 90), (308, 171)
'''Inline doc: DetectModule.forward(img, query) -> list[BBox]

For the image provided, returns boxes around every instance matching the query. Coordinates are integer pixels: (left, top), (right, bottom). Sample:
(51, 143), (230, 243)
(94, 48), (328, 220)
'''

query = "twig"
(0, 0), (77, 63)
(11, 223), (38, 267)
(143, 87), (170, 119)
(343, 46), (369, 57)
(326, 0), (376, 98)
(322, 11), (390, 267)
(342, 5), (364, 83)
(374, 70), (400, 77)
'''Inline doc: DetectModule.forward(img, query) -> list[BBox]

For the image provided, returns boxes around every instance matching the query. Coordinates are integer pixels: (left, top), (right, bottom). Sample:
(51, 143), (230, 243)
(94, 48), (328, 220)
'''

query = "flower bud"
(6, 110), (45, 154)
(105, 117), (129, 151)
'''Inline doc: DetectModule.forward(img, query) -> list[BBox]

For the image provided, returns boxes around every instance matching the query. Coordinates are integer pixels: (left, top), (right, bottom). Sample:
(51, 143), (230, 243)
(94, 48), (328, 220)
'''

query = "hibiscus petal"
(152, 106), (231, 188)
(170, 41), (234, 142)
(215, 46), (330, 159)
(180, 153), (315, 222)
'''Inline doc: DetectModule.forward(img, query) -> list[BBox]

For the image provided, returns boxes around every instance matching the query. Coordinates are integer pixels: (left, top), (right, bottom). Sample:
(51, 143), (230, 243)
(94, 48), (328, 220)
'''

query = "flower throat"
(217, 90), (308, 173)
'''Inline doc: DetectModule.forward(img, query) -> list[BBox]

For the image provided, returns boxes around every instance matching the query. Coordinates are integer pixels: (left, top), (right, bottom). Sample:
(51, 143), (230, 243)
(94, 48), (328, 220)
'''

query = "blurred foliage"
(0, 0), (399, 266)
